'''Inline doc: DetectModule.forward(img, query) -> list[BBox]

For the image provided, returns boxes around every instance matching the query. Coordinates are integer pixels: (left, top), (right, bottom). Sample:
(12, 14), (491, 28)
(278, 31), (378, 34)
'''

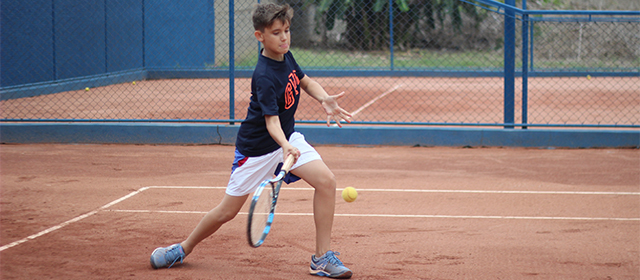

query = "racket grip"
(282, 154), (295, 173)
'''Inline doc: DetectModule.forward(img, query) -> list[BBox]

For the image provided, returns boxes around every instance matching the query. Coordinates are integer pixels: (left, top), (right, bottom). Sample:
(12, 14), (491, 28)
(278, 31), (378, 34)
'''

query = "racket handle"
(282, 154), (295, 173)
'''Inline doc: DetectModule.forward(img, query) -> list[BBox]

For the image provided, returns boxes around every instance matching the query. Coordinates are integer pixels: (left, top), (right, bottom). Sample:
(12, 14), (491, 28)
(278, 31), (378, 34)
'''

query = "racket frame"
(247, 154), (295, 248)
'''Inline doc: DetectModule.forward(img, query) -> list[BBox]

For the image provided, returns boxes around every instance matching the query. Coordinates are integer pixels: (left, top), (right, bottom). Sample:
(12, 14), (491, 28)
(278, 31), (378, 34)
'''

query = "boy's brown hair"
(252, 3), (294, 32)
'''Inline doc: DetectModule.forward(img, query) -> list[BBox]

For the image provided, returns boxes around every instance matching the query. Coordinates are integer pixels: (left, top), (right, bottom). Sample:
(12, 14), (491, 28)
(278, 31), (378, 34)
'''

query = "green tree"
(309, 0), (487, 50)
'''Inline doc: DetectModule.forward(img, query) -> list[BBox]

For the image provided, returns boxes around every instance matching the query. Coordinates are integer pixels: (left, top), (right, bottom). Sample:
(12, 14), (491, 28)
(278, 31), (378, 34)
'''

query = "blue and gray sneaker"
(309, 251), (352, 279)
(150, 243), (185, 269)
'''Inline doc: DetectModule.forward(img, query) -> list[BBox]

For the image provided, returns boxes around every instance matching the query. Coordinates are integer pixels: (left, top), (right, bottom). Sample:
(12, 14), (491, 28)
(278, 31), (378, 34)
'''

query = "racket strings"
(249, 183), (274, 245)
(248, 170), (287, 247)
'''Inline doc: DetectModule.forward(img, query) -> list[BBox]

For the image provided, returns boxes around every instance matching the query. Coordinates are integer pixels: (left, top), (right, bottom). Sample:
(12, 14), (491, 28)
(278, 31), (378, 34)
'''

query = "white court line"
(332, 84), (402, 126)
(351, 84), (403, 117)
(354, 188), (640, 196)
(108, 209), (640, 222)
(147, 186), (640, 196)
(0, 187), (149, 252)
(3, 185), (638, 251)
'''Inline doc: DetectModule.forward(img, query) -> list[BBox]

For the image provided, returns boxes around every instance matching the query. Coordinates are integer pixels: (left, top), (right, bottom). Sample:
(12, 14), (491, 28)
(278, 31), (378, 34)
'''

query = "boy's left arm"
(300, 75), (352, 127)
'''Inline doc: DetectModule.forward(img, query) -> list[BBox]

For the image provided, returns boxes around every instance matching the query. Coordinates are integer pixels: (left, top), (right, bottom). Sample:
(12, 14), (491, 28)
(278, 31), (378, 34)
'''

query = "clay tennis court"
(2, 77), (638, 125)
(1, 143), (638, 279)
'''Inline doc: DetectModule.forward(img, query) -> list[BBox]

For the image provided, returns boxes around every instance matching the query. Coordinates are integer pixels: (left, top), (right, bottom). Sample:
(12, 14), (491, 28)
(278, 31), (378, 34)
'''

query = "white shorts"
(226, 132), (322, 196)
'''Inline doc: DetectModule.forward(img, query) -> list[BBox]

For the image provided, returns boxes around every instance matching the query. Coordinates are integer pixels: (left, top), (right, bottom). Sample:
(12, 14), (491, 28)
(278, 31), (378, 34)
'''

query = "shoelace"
(323, 251), (344, 266)
(165, 246), (184, 269)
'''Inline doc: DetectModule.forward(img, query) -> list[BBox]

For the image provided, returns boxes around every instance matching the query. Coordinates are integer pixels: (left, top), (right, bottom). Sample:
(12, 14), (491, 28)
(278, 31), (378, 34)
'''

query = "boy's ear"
(254, 30), (264, 42)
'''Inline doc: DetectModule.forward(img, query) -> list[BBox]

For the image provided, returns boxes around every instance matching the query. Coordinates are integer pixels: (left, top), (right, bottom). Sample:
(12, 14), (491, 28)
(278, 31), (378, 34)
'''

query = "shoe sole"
(310, 268), (352, 279)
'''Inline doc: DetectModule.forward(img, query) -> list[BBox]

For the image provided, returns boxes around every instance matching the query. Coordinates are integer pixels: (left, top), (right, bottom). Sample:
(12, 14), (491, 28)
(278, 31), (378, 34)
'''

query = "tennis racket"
(247, 154), (295, 248)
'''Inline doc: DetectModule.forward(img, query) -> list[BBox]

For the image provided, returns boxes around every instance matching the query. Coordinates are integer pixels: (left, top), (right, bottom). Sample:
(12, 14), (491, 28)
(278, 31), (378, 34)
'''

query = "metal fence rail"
(1, 0), (638, 128)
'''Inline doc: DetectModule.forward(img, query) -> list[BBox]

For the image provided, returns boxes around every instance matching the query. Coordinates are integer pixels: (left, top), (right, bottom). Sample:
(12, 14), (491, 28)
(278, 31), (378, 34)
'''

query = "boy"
(150, 3), (353, 279)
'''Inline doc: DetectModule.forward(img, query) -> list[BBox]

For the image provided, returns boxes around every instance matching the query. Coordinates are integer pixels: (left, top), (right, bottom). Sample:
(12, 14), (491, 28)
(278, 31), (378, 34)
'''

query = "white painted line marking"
(351, 84), (403, 117)
(4, 185), (637, 252)
(352, 188), (640, 196)
(0, 187), (149, 252)
(108, 209), (640, 222)
(332, 84), (402, 126)
(146, 186), (640, 196)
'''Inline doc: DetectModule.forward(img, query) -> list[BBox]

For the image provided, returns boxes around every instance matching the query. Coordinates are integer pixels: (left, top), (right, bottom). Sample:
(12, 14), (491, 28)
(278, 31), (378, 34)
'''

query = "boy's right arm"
(265, 114), (300, 162)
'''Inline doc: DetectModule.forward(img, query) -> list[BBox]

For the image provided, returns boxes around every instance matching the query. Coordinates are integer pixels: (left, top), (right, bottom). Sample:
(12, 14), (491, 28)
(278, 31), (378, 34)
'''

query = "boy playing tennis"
(150, 3), (353, 279)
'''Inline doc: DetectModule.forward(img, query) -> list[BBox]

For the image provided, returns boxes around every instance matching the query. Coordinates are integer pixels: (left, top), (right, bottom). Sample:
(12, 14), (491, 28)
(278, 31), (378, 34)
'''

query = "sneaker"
(309, 251), (352, 279)
(150, 243), (185, 269)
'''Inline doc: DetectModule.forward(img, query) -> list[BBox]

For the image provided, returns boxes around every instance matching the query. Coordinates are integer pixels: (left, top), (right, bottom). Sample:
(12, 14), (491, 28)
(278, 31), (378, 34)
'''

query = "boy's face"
(255, 19), (291, 61)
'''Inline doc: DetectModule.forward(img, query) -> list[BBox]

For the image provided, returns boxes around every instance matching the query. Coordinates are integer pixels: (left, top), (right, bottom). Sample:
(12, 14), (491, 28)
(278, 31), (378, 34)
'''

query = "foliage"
(307, 0), (490, 51)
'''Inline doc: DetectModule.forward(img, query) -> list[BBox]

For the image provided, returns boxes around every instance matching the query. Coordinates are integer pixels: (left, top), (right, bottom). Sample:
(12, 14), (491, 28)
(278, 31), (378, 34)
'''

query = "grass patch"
(232, 47), (638, 72)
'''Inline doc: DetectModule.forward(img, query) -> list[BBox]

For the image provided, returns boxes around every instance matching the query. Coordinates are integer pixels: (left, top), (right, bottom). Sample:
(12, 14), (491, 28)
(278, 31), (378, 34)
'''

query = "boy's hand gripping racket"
(247, 154), (295, 248)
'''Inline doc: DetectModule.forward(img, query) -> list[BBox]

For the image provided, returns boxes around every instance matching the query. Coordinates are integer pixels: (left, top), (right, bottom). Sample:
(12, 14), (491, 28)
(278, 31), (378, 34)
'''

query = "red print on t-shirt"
(284, 70), (300, 110)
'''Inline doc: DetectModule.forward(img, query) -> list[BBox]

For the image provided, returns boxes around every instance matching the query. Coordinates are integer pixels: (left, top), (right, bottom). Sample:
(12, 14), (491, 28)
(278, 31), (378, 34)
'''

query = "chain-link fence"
(1, 0), (638, 127)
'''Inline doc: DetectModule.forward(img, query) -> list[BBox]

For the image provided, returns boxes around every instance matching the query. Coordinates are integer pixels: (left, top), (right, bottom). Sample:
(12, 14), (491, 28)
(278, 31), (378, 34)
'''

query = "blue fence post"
(104, 0), (108, 73)
(389, 0), (394, 70)
(207, 0), (215, 67)
(52, 0), (58, 81)
(141, 0), (146, 69)
(521, 0), (528, 129)
(229, 0), (235, 124)
(257, 0), (262, 53)
(503, 0), (516, 129)
(530, 21), (535, 72)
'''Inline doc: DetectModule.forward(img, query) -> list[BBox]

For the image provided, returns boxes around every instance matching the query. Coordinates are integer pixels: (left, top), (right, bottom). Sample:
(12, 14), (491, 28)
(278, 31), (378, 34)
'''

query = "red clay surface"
(2, 77), (637, 125)
(1, 144), (638, 279)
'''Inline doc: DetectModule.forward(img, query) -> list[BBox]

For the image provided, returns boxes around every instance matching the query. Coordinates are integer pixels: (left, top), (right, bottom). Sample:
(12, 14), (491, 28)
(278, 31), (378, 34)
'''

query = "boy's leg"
(152, 148), (281, 269)
(292, 159), (352, 278)
(290, 160), (336, 257)
(179, 148), (282, 256)
(181, 193), (249, 256)
(150, 193), (248, 269)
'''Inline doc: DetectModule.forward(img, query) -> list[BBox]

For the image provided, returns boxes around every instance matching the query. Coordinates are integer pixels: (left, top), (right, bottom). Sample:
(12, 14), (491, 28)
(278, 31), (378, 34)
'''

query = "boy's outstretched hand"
(322, 92), (352, 127)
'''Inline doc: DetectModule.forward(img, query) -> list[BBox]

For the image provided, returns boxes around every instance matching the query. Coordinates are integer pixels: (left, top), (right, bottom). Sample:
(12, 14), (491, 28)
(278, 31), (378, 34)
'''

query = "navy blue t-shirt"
(235, 51), (305, 157)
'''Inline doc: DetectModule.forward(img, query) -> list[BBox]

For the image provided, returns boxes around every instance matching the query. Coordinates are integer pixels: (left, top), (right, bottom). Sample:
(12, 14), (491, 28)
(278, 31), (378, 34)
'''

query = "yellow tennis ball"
(132, 81), (136, 85)
(85, 87), (90, 91)
(342, 187), (357, 203)
(587, 75), (591, 80)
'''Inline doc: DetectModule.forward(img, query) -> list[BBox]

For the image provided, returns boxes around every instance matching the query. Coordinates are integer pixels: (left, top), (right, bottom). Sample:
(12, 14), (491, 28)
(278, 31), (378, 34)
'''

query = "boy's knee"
(319, 171), (337, 190)
(328, 173), (337, 188)
(213, 207), (240, 224)
(219, 211), (239, 223)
